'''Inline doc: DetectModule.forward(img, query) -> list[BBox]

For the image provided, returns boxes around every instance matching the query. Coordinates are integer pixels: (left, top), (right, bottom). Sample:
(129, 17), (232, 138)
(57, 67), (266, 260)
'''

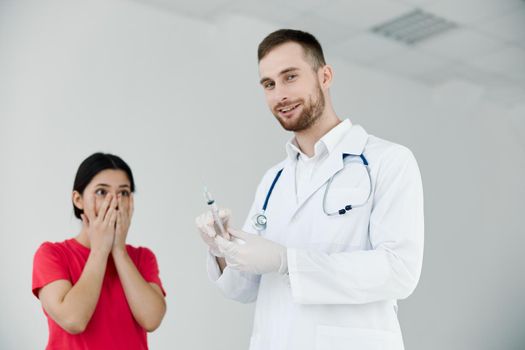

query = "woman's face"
(73, 169), (132, 218)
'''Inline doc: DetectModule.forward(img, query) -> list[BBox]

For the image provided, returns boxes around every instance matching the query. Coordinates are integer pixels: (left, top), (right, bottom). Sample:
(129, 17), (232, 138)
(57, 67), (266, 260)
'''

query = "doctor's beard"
(274, 83), (325, 132)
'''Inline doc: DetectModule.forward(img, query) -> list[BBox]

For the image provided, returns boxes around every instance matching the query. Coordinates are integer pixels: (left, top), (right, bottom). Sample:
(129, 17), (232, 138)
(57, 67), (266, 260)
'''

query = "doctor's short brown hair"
(257, 29), (326, 71)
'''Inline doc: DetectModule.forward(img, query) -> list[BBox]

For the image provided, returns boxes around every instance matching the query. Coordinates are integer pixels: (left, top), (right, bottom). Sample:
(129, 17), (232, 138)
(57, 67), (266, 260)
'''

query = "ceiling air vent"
(371, 9), (458, 45)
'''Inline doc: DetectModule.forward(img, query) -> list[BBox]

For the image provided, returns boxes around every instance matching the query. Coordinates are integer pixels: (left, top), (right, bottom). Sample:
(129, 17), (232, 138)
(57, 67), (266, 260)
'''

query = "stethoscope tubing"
(253, 153), (371, 231)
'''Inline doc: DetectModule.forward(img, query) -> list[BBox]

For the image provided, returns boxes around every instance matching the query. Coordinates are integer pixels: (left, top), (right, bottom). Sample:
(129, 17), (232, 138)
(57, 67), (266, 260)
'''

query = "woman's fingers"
(102, 195), (117, 224)
(97, 193), (114, 221)
(108, 203), (118, 228)
(117, 194), (123, 216)
(129, 193), (134, 218)
(118, 194), (132, 228)
(115, 209), (122, 231)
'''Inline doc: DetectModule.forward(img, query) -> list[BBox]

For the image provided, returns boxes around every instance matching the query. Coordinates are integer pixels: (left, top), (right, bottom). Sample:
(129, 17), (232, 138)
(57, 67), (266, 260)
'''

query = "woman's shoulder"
(33, 240), (76, 270)
(125, 244), (158, 260)
(35, 239), (70, 254)
(34, 239), (89, 260)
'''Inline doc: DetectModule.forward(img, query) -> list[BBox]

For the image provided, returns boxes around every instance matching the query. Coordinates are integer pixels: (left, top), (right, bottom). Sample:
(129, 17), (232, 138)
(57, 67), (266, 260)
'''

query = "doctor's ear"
(318, 65), (333, 90)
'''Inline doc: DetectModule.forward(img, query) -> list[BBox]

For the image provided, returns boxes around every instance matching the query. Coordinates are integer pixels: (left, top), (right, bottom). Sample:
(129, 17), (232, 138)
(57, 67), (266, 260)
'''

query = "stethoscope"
(252, 153), (372, 231)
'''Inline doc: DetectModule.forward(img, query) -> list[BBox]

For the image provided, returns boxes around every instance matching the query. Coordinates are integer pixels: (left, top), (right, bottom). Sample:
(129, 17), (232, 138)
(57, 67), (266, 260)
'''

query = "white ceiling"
(136, 0), (525, 107)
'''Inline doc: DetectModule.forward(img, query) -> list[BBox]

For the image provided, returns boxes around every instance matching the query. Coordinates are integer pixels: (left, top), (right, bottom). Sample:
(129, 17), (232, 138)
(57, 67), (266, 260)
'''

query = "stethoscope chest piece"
(252, 212), (268, 231)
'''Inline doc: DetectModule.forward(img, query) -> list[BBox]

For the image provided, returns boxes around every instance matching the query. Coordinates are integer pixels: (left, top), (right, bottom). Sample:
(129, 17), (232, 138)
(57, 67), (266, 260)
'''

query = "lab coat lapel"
(293, 152), (344, 217)
(270, 157), (299, 226)
(290, 124), (369, 219)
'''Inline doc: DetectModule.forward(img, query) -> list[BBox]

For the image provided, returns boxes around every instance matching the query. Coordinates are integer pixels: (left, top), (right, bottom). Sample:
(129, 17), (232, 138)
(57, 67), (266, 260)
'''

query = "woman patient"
(32, 152), (166, 349)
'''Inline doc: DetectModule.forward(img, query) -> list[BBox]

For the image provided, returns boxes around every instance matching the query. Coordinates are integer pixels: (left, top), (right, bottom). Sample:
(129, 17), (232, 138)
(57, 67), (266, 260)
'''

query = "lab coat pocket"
(310, 187), (371, 252)
(315, 326), (403, 350)
(323, 186), (370, 215)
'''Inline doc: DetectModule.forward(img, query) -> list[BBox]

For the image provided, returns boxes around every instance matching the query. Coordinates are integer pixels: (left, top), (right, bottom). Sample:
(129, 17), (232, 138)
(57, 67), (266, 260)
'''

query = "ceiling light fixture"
(371, 9), (458, 45)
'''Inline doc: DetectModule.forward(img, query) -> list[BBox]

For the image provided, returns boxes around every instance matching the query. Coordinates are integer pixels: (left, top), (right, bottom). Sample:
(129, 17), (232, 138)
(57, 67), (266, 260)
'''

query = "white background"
(1, 0), (524, 349)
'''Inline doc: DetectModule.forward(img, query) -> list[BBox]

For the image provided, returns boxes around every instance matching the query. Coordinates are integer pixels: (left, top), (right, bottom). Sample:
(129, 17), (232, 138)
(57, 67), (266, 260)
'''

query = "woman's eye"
(95, 189), (107, 196)
(286, 74), (297, 81)
(120, 190), (130, 197)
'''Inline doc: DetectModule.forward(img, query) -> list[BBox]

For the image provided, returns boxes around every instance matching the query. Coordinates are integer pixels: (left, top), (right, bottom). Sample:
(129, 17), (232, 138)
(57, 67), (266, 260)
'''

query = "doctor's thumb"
(215, 235), (235, 252)
(218, 208), (231, 220)
(227, 228), (247, 239)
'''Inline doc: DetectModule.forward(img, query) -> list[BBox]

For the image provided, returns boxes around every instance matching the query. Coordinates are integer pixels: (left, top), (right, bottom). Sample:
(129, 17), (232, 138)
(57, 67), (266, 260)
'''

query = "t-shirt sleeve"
(32, 242), (70, 298)
(138, 247), (166, 296)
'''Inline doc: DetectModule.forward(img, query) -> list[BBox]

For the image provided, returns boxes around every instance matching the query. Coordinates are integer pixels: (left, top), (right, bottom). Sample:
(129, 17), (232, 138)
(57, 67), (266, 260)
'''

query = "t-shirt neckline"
(67, 237), (91, 254)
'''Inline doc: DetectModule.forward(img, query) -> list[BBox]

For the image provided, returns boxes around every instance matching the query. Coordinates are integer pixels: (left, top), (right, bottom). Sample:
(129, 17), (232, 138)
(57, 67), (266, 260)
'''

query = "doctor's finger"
(227, 228), (248, 240)
(195, 213), (206, 227)
(204, 211), (216, 226)
(196, 216), (215, 237)
(218, 208), (231, 221)
(215, 235), (237, 254)
(195, 215), (208, 230)
(204, 210), (229, 231)
(196, 212), (212, 227)
(205, 223), (217, 238)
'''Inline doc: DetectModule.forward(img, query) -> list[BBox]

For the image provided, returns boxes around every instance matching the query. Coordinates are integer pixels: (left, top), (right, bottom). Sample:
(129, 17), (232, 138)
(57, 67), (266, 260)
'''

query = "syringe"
(203, 186), (228, 238)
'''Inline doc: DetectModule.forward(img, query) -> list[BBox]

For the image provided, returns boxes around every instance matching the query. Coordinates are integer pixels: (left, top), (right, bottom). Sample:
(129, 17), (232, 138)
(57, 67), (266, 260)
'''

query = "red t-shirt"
(32, 239), (166, 350)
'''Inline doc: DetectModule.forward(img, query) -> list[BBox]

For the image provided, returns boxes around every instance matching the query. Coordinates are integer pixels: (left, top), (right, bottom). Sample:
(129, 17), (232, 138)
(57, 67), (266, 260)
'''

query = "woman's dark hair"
(72, 152), (135, 219)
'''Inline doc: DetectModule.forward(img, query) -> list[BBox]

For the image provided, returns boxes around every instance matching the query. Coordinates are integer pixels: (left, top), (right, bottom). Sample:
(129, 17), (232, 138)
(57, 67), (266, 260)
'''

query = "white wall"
(1, 1), (524, 349)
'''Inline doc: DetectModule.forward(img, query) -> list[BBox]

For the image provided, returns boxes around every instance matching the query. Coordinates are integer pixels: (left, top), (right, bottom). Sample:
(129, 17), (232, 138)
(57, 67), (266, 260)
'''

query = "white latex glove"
(216, 228), (288, 275)
(195, 209), (231, 257)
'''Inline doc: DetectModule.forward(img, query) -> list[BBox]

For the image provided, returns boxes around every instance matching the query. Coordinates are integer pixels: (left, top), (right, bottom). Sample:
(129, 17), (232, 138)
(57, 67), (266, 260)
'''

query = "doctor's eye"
(263, 81), (275, 90)
(95, 188), (107, 196)
(286, 74), (297, 81)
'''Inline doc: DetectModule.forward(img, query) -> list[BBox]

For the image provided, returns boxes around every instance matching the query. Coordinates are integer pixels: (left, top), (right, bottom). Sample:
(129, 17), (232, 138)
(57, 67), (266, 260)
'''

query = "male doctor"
(196, 29), (424, 350)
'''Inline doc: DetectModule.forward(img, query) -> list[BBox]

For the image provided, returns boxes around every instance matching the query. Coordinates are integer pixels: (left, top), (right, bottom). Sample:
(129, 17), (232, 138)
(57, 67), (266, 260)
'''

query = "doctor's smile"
(276, 102), (301, 115)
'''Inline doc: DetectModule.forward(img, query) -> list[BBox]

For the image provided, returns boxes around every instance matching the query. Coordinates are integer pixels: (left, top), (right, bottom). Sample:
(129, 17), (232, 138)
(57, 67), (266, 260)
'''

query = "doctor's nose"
(270, 88), (289, 108)
(274, 85), (289, 102)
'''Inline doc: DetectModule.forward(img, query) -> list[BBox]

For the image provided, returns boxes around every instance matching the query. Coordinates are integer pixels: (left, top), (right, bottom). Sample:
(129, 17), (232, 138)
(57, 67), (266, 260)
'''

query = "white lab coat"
(208, 124), (424, 350)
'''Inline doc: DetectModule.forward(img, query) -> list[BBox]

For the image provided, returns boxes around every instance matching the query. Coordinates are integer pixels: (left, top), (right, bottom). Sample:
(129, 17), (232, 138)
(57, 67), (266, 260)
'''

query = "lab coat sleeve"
(207, 252), (261, 303)
(288, 146), (424, 305)
(207, 170), (275, 303)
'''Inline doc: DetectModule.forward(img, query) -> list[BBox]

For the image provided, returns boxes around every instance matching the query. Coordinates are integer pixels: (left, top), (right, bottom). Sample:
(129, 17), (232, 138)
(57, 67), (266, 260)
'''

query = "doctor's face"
(259, 42), (326, 132)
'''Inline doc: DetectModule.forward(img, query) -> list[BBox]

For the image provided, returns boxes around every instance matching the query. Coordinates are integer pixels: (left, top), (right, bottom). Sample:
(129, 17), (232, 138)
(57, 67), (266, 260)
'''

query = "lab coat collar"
(335, 123), (368, 156)
(289, 123), (369, 218)
(285, 119), (353, 162)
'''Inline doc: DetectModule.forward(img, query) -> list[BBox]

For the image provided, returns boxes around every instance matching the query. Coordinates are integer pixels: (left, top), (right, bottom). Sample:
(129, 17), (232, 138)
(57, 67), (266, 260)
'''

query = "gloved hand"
(195, 209), (231, 257)
(216, 228), (288, 275)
